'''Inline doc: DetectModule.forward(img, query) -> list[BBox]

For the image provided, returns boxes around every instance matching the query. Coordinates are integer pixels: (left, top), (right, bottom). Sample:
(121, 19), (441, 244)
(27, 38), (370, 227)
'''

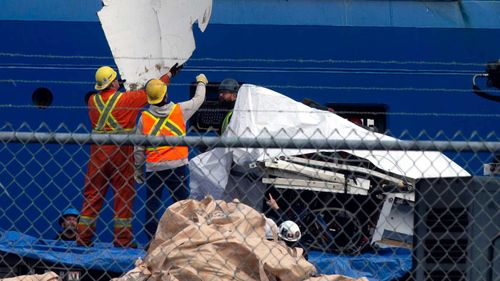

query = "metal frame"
(371, 192), (415, 248)
(262, 177), (369, 195)
(286, 155), (411, 186)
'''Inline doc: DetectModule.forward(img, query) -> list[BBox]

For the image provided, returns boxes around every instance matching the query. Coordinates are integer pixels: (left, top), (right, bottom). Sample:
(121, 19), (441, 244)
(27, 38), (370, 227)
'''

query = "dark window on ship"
(189, 81), (242, 133)
(327, 103), (388, 133)
(32, 88), (53, 109)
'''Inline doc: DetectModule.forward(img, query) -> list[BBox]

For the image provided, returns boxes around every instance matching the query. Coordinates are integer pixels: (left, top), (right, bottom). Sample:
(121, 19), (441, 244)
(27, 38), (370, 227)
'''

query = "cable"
(0, 104), (498, 118)
(0, 63), (479, 76)
(1, 79), (494, 94)
(0, 52), (487, 66)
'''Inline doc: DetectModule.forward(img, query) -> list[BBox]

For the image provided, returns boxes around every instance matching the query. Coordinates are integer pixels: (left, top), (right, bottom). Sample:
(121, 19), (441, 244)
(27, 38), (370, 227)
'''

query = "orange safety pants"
(77, 144), (135, 247)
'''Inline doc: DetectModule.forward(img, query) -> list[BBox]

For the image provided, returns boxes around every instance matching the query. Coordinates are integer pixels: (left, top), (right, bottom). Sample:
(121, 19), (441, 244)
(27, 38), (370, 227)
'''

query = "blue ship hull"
(1, 21), (499, 135)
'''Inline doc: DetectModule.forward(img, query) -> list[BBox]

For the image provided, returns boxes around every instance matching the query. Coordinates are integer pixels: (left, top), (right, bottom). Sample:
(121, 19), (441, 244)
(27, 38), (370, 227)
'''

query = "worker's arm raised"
(159, 63), (184, 85)
(179, 74), (207, 121)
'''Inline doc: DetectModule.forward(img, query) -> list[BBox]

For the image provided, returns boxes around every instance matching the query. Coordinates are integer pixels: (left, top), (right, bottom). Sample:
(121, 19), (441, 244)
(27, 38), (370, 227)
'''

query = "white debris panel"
(189, 84), (470, 199)
(98, 0), (212, 89)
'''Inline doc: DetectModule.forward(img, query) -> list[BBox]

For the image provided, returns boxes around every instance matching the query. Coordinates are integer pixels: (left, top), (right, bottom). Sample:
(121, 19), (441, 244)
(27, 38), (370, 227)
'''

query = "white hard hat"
(278, 220), (301, 242)
(264, 218), (278, 240)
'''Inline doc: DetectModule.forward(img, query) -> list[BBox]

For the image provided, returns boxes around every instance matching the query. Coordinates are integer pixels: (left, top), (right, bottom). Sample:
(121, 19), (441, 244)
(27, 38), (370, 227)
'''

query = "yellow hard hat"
(145, 79), (167, 104)
(95, 66), (117, 90)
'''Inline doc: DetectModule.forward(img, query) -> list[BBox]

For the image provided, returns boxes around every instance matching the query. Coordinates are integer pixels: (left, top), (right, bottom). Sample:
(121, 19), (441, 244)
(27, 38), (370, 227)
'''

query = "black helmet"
(218, 78), (239, 93)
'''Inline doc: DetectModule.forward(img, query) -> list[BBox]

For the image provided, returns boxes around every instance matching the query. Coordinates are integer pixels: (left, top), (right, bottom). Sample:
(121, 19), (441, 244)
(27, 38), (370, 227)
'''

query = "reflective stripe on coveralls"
(114, 217), (132, 228)
(93, 92), (133, 133)
(78, 215), (96, 228)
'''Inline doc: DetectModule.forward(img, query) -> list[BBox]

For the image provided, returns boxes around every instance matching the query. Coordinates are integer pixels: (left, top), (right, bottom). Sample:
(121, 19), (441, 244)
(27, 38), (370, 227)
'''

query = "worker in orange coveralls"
(77, 64), (183, 248)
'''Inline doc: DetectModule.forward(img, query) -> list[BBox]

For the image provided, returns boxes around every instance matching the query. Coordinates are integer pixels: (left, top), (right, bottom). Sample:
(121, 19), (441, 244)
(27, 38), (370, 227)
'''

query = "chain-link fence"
(0, 126), (498, 281)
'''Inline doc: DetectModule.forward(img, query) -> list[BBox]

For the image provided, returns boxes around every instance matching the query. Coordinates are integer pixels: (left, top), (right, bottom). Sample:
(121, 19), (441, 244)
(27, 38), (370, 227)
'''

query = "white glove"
(134, 168), (145, 184)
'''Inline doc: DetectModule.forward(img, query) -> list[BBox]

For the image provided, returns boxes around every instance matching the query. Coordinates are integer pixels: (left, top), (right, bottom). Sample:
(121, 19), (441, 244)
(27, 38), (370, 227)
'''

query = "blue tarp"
(309, 248), (412, 281)
(0, 231), (144, 273)
(0, 231), (411, 279)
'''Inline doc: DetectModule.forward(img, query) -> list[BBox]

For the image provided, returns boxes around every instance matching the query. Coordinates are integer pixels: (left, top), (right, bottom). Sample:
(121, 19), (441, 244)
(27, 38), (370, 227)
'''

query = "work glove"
(134, 167), (145, 185)
(196, 73), (208, 85)
(169, 63), (184, 78)
(118, 79), (126, 87)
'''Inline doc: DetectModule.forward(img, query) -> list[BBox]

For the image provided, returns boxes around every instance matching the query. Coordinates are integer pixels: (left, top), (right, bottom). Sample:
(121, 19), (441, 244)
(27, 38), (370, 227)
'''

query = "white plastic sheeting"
(190, 84), (470, 200)
(98, 0), (212, 89)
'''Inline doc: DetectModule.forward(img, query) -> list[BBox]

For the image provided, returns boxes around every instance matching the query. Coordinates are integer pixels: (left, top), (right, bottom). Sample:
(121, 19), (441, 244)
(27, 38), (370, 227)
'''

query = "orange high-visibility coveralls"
(78, 76), (170, 247)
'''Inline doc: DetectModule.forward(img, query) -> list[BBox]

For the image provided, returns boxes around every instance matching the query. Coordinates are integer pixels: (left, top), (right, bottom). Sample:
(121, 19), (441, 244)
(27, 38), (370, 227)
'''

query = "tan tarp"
(113, 197), (367, 281)
(0, 271), (59, 281)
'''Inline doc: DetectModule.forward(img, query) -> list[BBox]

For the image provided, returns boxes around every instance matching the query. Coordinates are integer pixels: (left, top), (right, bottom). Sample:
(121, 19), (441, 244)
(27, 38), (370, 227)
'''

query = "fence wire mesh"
(0, 124), (498, 281)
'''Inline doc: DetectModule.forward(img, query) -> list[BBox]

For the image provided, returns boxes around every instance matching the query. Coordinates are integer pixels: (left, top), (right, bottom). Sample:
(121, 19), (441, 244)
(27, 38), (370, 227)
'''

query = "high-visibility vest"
(220, 111), (233, 134)
(92, 92), (133, 133)
(141, 104), (188, 162)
